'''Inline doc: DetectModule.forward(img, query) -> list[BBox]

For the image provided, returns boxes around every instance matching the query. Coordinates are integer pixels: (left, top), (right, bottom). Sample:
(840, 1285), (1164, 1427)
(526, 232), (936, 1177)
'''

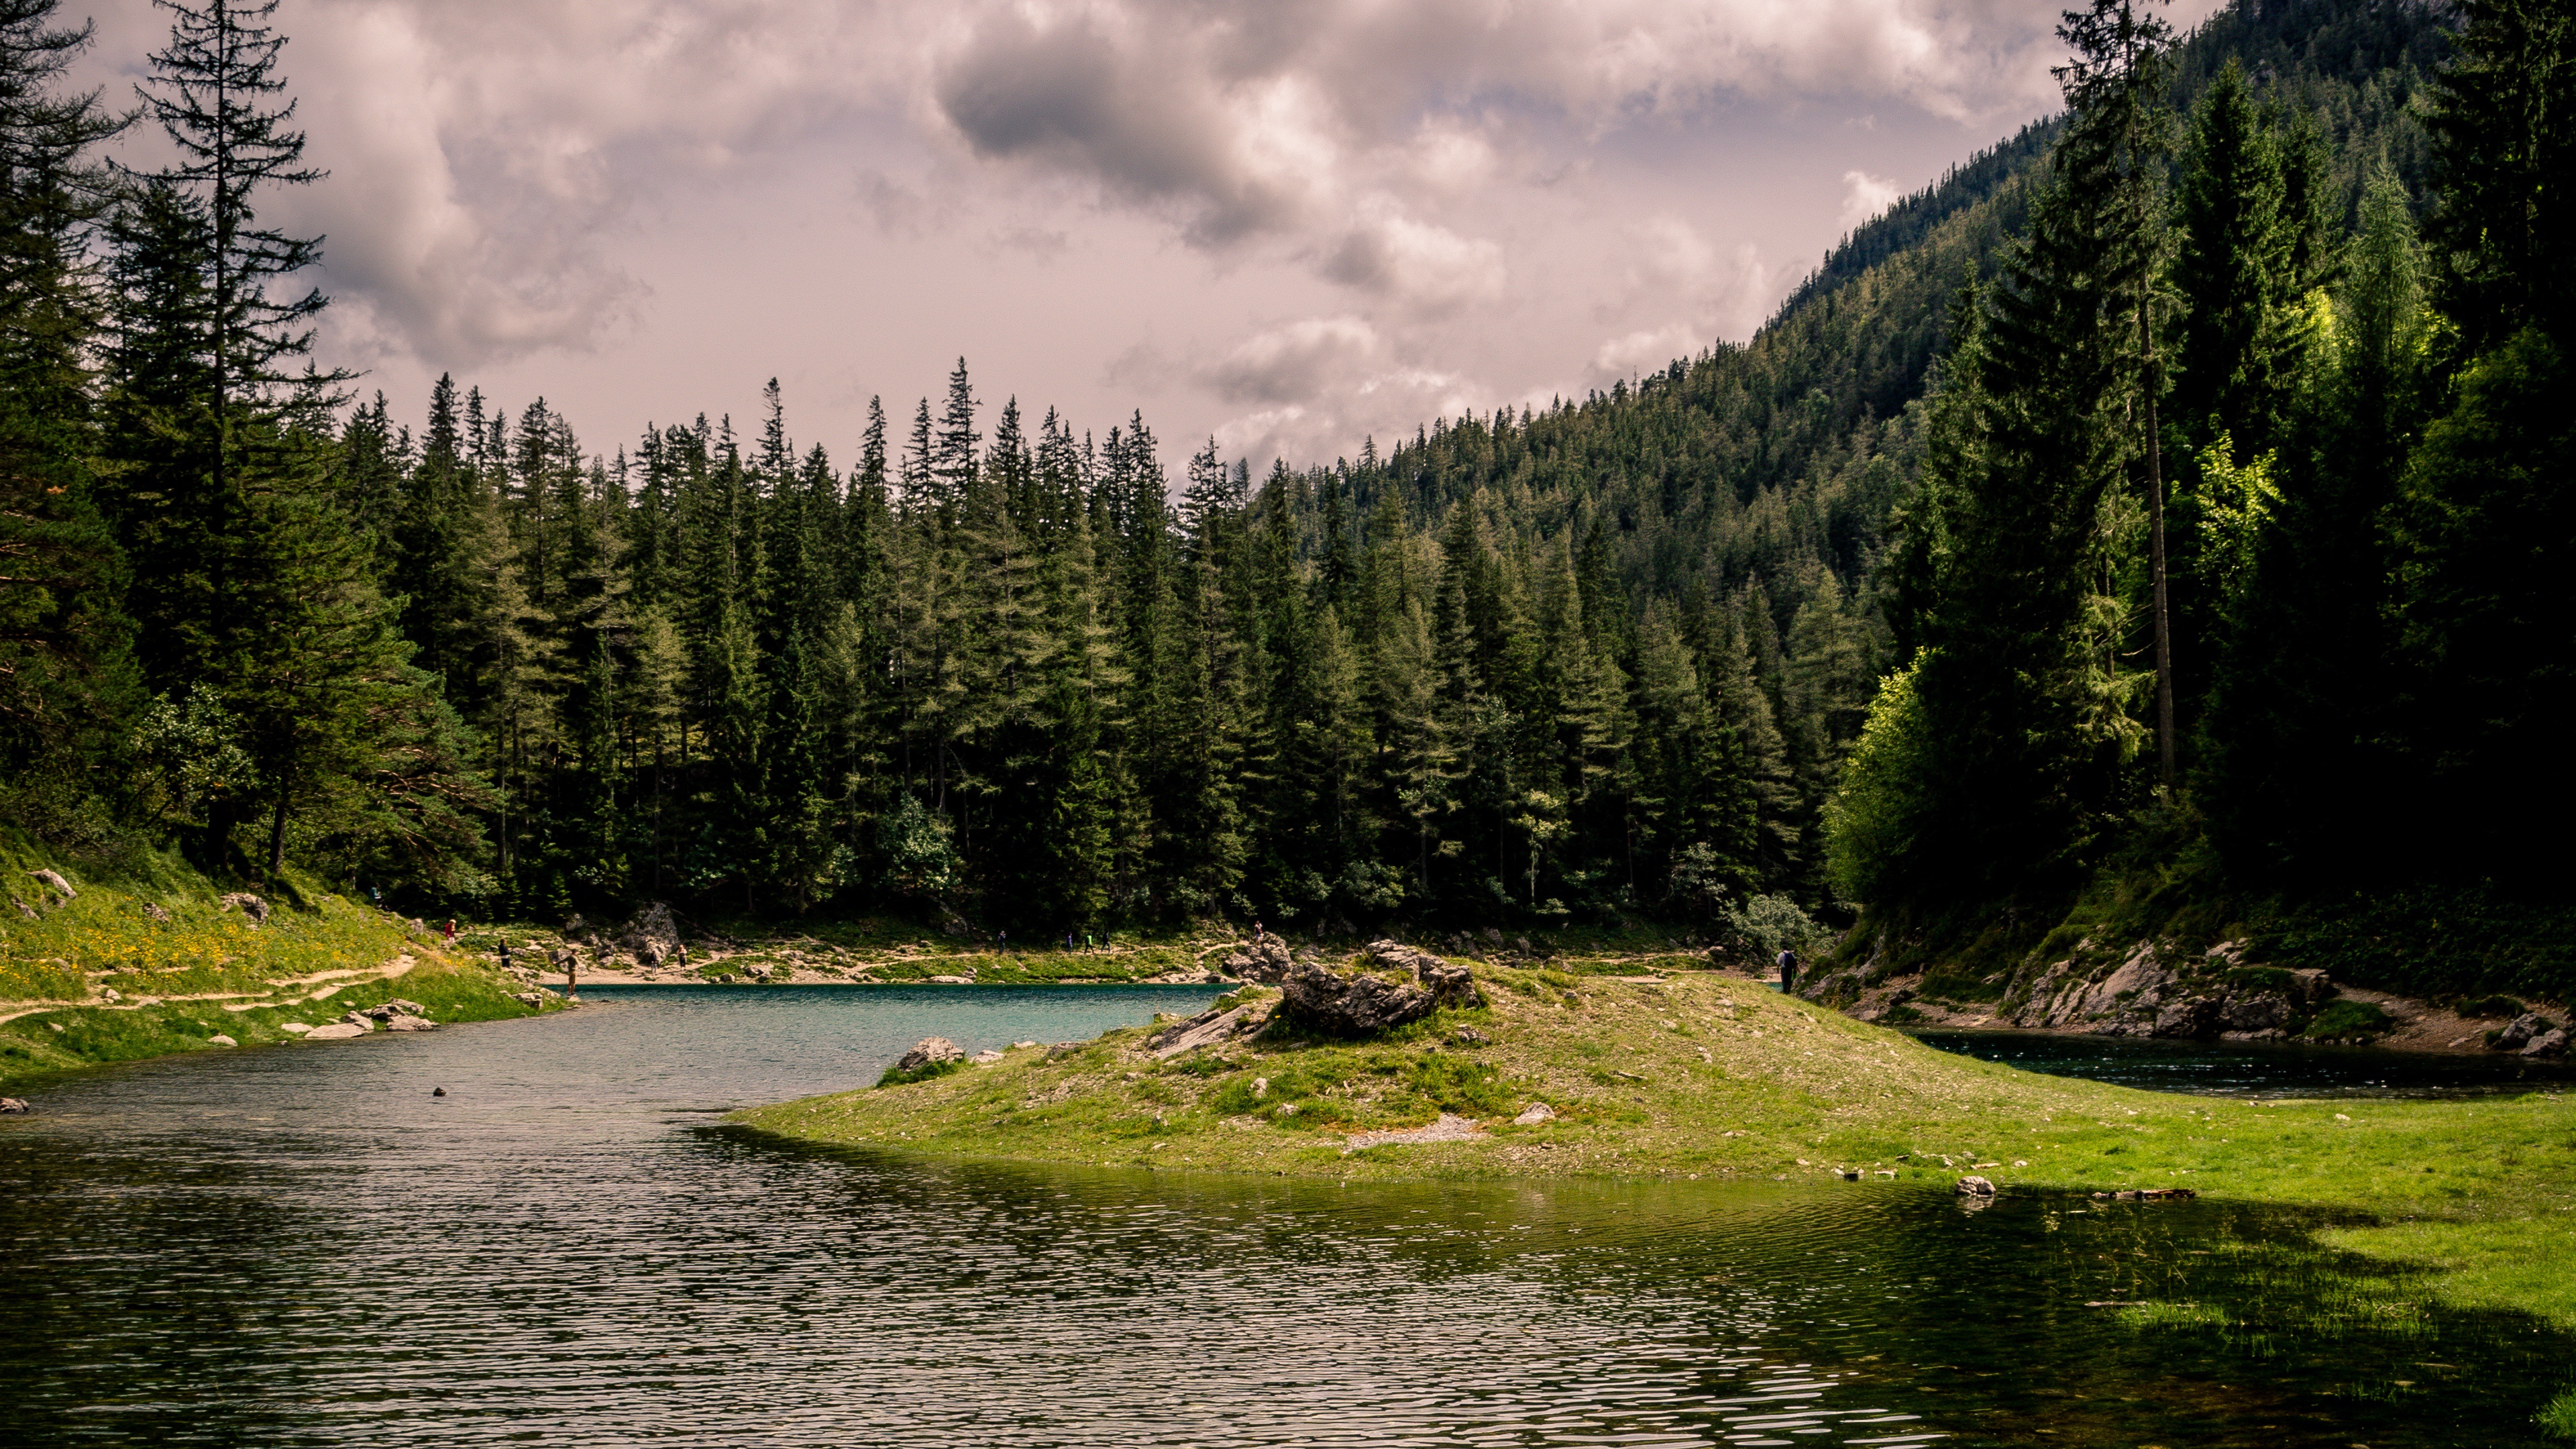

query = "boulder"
(1278, 945), (1480, 1036)
(2287, 969), (2337, 1004)
(0, 1097), (28, 1113)
(217, 892), (269, 925)
(1512, 1102), (1556, 1126)
(1144, 1001), (1273, 1058)
(1452, 1026), (1492, 1046)
(207, 1034), (237, 1047)
(2153, 996), (2216, 1036)
(2495, 1014), (2548, 1051)
(1954, 1175), (1998, 1197)
(2219, 994), (2292, 1031)
(279, 1023), (313, 1034)
(1044, 1042), (1085, 1061)
(1364, 939), (1484, 1008)
(1220, 931), (1294, 983)
(970, 1049), (1004, 1065)
(896, 1037), (964, 1073)
(384, 1016), (438, 1032)
(142, 903), (171, 922)
(2522, 1027), (2569, 1058)
(28, 868), (76, 901)
(303, 1022), (370, 1040)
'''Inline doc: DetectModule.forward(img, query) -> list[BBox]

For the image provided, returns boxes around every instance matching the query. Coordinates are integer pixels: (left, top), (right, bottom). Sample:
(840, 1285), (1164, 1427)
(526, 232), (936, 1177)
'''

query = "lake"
(3, 984), (2566, 1446)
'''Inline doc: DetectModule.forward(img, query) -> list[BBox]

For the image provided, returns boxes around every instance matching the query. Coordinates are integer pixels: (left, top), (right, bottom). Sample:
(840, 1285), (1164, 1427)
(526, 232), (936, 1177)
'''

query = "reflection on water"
(1913, 1027), (2576, 1098)
(2, 985), (2567, 1446)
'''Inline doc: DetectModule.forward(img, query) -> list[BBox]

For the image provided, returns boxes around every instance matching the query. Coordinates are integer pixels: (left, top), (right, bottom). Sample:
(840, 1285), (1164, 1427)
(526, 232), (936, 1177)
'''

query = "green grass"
(738, 961), (2576, 1332)
(2540, 1389), (2576, 1440)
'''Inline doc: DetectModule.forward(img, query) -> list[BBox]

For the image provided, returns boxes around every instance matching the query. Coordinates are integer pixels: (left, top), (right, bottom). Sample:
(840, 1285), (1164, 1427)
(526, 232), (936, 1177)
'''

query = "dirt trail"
(0, 953), (423, 1026)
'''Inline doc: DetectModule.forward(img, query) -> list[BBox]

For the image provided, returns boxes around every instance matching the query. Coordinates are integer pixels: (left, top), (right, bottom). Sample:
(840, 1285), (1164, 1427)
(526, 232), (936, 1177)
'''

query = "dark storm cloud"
(934, 9), (1297, 244)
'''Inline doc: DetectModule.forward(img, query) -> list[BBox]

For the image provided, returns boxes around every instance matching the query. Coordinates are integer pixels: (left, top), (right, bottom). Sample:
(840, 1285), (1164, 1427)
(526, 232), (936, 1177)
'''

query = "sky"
(74, 0), (2225, 476)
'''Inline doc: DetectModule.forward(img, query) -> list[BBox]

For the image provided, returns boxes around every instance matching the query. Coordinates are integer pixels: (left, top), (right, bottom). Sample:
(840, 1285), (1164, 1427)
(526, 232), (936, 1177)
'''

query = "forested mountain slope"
(11, 0), (2564, 1008)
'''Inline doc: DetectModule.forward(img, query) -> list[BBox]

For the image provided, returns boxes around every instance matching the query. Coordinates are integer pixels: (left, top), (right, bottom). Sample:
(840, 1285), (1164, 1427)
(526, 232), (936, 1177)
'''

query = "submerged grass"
(738, 962), (2576, 1332)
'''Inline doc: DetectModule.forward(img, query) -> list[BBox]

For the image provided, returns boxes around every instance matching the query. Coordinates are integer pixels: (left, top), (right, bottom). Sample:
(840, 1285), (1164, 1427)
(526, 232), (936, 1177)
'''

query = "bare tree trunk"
(266, 795), (288, 888)
(2143, 286), (2176, 792)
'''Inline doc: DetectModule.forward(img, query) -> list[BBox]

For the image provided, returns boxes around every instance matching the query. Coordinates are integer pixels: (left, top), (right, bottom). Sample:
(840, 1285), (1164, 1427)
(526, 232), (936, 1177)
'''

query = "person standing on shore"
(1776, 948), (1798, 994)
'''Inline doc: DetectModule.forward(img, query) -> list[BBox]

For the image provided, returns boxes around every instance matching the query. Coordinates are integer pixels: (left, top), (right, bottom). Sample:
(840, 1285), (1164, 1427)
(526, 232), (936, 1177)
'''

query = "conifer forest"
(1, 0), (2568, 992)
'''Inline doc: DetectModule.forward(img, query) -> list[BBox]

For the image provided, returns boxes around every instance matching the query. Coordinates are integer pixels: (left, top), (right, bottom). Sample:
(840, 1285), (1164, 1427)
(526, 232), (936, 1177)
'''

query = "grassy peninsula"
(740, 960), (2576, 1328)
(0, 846), (552, 1092)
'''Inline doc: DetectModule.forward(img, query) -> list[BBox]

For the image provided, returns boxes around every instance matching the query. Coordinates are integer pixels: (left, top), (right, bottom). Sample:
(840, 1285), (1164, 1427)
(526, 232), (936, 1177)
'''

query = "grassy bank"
(737, 960), (2576, 1330)
(0, 846), (550, 1092)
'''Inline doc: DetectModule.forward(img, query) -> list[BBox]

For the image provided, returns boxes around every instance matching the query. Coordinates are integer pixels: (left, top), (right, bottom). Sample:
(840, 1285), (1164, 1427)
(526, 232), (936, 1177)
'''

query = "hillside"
(11, 0), (2549, 1009)
(0, 840), (550, 1092)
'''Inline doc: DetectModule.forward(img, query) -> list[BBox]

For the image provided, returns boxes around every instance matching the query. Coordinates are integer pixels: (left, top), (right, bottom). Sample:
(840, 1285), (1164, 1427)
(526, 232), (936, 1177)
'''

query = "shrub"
(875, 1057), (963, 1089)
(2302, 1000), (2395, 1040)
(1723, 894), (1829, 962)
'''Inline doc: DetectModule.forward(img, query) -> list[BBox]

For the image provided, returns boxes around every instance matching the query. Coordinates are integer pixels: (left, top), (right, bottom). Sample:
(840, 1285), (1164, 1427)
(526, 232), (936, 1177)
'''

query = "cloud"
(1210, 317), (1380, 405)
(274, 4), (643, 364)
(1841, 168), (1905, 227)
(932, 6), (1326, 244)
(1318, 207), (1506, 314)
(1593, 325), (1703, 378)
(66, 0), (2158, 472)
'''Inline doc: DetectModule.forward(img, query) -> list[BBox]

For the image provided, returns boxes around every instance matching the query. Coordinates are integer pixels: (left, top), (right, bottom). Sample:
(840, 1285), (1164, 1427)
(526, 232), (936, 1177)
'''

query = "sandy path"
(0, 953), (422, 1026)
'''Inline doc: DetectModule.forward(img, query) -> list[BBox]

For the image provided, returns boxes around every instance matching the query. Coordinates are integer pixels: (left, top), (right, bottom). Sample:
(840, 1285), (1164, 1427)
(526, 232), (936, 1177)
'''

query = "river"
(3, 984), (2566, 1447)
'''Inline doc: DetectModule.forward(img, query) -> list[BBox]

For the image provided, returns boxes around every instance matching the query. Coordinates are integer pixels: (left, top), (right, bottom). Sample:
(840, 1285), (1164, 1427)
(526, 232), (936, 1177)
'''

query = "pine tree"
(0, 0), (135, 816)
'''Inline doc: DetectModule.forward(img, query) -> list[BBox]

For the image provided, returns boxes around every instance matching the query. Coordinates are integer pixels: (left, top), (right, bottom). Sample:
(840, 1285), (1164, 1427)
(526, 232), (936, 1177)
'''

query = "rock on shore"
(1277, 940), (1481, 1036)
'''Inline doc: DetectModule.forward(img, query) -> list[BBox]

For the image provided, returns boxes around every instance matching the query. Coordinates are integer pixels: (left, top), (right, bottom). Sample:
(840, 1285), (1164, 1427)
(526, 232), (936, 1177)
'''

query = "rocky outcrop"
(1220, 930), (1293, 983)
(0, 1097), (29, 1113)
(27, 868), (76, 902)
(627, 902), (682, 966)
(1278, 943), (1481, 1036)
(896, 1037), (963, 1073)
(2002, 941), (2336, 1040)
(2494, 1014), (2564, 1053)
(350, 999), (429, 1023)
(1362, 939), (1483, 1005)
(218, 892), (269, 925)
(1511, 1102), (1556, 1126)
(1955, 1175), (1996, 1196)
(1144, 1000), (1273, 1058)
(303, 1022), (370, 1040)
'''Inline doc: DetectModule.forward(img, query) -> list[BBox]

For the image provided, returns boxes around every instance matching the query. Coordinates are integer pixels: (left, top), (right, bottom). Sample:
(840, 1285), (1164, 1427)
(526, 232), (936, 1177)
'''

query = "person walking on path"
(1776, 948), (1799, 994)
(443, 918), (457, 947)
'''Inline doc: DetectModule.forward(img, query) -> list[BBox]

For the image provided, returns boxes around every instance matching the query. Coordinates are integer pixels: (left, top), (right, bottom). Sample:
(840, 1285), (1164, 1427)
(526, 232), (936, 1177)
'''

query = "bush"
(875, 1057), (964, 1089)
(2455, 995), (2525, 1018)
(2302, 1000), (2394, 1040)
(1723, 894), (1827, 962)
